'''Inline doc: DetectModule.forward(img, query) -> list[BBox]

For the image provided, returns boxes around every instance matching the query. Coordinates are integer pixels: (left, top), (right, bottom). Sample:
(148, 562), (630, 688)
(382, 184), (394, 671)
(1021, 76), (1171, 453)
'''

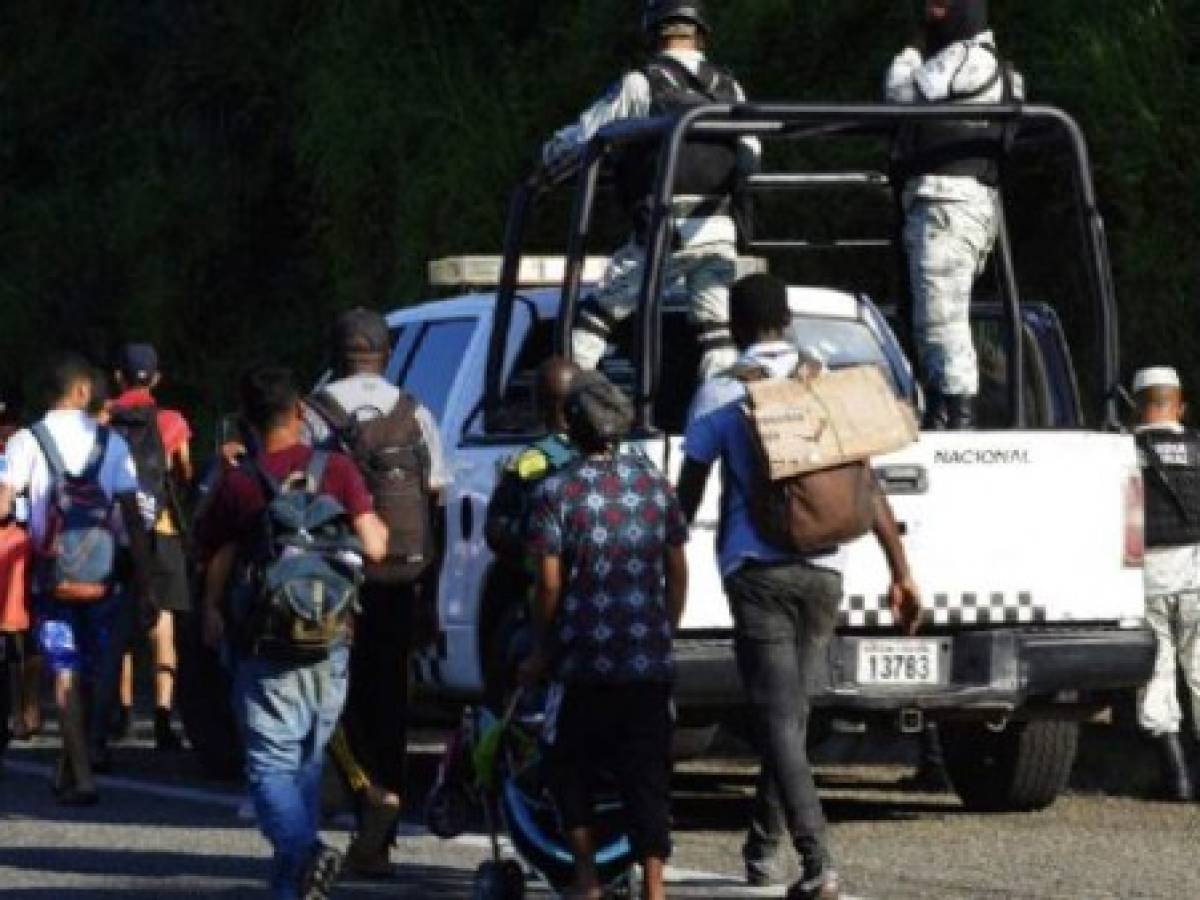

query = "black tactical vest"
(898, 43), (1013, 187)
(615, 55), (741, 230)
(1139, 428), (1200, 549)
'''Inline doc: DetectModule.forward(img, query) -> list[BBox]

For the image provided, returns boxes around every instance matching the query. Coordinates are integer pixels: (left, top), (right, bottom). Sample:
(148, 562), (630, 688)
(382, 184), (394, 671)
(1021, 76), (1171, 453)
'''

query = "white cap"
(1133, 366), (1182, 394)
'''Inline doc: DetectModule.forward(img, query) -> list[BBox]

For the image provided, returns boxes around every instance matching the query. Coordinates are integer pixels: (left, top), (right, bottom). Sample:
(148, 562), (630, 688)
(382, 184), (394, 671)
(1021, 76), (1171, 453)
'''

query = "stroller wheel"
(472, 860), (525, 900)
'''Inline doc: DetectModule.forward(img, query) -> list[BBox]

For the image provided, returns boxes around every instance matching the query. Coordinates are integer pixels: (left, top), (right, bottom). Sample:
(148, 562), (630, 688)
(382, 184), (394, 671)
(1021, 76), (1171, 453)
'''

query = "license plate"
(856, 639), (940, 686)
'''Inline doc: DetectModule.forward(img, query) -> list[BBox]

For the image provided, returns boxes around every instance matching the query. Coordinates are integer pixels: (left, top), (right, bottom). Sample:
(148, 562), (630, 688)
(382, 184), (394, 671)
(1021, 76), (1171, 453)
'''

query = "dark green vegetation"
(3, 2), (1199, 433)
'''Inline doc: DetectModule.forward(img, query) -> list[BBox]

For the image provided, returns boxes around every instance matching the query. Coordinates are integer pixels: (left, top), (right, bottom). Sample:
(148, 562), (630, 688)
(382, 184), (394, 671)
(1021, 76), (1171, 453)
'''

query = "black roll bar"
(487, 102), (1122, 434)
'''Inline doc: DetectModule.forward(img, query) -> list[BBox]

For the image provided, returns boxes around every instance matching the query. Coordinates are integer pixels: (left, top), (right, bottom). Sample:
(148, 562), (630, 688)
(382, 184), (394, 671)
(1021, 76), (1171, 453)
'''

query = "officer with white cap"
(542, 0), (760, 381)
(1134, 365), (1200, 801)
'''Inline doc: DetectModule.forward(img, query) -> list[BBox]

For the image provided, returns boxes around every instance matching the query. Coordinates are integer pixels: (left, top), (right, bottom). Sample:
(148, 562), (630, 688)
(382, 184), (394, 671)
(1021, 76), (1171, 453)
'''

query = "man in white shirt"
(885, 0), (1025, 428)
(543, 0), (760, 380)
(0, 354), (154, 803)
(1133, 366), (1200, 802)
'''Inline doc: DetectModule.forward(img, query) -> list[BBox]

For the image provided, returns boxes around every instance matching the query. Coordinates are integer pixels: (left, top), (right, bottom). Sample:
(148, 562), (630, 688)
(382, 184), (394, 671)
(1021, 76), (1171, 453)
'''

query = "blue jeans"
(235, 647), (349, 900)
(35, 589), (130, 753)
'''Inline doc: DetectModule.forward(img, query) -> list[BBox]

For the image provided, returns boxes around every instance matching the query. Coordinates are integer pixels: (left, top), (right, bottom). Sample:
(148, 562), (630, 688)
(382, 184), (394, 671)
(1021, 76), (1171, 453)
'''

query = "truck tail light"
(1124, 472), (1144, 568)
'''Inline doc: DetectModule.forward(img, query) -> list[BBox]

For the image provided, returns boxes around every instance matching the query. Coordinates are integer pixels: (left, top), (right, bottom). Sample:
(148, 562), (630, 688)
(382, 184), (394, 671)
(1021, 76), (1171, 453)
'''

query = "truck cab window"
(398, 318), (477, 421)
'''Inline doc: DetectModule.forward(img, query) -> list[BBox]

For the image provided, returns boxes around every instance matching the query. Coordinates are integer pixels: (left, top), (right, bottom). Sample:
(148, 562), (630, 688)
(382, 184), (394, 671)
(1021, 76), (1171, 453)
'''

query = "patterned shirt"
(529, 452), (688, 685)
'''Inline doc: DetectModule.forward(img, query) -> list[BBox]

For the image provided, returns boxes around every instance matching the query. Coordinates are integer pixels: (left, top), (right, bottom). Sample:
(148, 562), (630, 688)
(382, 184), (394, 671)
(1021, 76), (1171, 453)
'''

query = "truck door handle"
(460, 497), (474, 541)
(875, 464), (928, 495)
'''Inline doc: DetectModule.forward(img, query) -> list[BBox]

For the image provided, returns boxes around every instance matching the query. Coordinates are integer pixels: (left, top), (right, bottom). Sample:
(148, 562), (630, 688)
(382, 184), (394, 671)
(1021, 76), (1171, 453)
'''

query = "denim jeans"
(235, 646), (349, 900)
(725, 561), (842, 878)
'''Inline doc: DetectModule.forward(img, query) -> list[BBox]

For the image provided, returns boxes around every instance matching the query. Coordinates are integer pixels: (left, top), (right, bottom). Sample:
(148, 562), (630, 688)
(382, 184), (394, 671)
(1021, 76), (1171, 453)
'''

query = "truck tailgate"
(843, 431), (1144, 629)
(657, 431), (1144, 632)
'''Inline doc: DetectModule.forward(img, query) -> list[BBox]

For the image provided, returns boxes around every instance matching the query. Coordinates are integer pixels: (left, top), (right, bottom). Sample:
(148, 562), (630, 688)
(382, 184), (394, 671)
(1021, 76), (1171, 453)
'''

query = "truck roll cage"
(485, 103), (1121, 434)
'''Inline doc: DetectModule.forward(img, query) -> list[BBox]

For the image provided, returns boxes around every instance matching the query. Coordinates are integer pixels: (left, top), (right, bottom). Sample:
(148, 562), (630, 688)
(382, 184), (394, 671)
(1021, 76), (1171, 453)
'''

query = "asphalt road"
(1, 721), (1197, 899)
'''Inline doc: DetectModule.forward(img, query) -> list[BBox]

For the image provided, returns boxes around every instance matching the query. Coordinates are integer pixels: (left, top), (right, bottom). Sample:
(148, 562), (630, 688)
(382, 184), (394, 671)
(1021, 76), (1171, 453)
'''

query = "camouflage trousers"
(1139, 590), (1200, 738)
(572, 238), (738, 381)
(903, 193), (999, 397)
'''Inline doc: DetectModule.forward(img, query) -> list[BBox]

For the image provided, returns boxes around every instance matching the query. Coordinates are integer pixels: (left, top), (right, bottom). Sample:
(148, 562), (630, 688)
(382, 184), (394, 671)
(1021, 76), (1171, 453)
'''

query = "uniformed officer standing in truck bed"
(885, 0), (1025, 429)
(1134, 366), (1200, 802)
(542, 0), (760, 381)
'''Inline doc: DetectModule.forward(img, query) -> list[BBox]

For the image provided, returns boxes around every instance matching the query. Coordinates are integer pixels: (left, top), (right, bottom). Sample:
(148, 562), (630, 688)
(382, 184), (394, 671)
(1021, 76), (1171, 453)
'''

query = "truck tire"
(940, 720), (1079, 812)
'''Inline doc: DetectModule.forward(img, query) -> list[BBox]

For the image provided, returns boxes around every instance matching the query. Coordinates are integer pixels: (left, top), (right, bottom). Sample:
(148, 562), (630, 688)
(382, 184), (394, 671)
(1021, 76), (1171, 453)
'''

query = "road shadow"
(0, 847), (493, 898)
(670, 768), (962, 833)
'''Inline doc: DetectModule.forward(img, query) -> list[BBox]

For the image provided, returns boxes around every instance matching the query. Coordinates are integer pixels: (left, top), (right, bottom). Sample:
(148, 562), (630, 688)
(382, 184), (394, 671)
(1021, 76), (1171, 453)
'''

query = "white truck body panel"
(389, 289), (1145, 697)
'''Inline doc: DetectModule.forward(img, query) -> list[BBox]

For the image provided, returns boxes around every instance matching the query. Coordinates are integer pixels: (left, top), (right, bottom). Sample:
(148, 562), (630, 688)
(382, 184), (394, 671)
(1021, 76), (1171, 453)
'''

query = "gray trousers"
(572, 238), (738, 380)
(725, 561), (842, 878)
(903, 192), (999, 397)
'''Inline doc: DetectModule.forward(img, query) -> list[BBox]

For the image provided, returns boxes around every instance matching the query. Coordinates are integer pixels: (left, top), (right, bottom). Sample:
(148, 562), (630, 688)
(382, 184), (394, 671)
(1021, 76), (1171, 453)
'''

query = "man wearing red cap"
(109, 343), (194, 753)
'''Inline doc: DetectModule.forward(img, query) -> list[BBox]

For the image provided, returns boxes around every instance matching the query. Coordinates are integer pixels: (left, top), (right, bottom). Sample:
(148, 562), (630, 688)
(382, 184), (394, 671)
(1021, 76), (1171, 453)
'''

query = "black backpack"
(306, 390), (434, 585)
(238, 452), (364, 663)
(109, 404), (169, 516)
(615, 54), (742, 231)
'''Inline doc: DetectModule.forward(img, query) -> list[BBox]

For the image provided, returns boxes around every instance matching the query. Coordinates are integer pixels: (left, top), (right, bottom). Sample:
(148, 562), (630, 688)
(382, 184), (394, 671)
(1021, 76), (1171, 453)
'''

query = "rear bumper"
(673, 625), (1157, 716)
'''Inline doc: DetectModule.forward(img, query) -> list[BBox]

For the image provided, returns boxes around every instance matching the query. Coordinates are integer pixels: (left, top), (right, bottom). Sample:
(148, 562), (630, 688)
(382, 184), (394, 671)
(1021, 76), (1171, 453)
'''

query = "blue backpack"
(30, 424), (118, 604)
(237, 452), (364, 663)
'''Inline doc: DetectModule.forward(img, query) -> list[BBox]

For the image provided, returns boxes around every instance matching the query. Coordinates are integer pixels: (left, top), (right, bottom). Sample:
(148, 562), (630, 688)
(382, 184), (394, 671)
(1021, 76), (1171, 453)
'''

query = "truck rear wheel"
(940, 720), (1079, 812)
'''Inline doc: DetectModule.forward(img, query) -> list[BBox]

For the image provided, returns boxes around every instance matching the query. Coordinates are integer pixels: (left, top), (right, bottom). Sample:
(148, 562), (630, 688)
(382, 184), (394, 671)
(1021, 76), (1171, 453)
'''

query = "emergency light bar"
(428, 256), (611, 290)
(430, 254), (771, 290)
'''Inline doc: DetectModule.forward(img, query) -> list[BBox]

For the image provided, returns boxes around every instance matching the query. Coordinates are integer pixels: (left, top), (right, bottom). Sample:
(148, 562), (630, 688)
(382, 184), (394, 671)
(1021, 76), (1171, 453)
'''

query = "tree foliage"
(2, 1), (1198, 432)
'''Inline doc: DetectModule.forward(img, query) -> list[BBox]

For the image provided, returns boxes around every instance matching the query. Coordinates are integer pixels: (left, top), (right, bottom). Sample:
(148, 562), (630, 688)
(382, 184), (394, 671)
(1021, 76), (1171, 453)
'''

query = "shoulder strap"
(648, 54), (719, 102)
(306, 390), (354, 436)
(947, 43), (1003, 102)
(29, 423), (68, 480)
(305, 451), (330, 494)
(242, 456), (282, 501)
(81, 427), (110, 482)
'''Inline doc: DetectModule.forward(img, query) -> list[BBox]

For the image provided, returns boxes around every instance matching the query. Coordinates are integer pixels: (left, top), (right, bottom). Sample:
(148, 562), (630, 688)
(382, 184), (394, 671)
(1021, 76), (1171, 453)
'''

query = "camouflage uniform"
(885, 30), (1025, 399)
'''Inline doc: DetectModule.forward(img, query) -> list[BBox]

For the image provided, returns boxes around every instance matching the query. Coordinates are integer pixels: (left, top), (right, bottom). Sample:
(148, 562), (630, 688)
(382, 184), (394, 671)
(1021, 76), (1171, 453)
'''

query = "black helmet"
(643, 0), (711, 36)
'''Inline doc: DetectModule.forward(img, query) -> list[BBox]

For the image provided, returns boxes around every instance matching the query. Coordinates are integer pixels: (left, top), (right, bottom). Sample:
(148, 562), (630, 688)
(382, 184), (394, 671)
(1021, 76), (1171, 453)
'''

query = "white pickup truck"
(399, 103), (1154, 813)
(176, 103), (1155, 812)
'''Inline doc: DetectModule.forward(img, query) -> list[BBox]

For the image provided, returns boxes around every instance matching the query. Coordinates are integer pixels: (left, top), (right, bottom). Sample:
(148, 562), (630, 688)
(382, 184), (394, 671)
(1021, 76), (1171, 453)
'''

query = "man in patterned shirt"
(521, 370), (688, 900)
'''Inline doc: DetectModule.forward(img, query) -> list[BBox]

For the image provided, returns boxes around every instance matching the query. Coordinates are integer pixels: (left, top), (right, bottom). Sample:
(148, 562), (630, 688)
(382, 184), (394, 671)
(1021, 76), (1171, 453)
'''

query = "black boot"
(1157, 734), (1194, 802)
(154, 707), (182, 752)
(922, 391), (949, 430)
(944, 394), (977, 430)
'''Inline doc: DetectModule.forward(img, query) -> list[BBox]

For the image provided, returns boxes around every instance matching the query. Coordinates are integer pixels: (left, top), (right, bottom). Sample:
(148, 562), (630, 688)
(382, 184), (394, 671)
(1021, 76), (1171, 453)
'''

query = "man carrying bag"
(676, 274), (921, 900)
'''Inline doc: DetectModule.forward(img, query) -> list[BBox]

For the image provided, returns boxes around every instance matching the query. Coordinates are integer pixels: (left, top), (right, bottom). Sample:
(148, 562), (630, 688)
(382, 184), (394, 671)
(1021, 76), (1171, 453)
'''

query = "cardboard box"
(744, 366), (918, 481)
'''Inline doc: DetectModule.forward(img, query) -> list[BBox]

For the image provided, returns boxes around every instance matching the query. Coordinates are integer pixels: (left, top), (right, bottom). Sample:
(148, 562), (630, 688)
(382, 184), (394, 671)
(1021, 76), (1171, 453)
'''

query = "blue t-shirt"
(683, 342), (847, 579)
(529, 452), (689, 685)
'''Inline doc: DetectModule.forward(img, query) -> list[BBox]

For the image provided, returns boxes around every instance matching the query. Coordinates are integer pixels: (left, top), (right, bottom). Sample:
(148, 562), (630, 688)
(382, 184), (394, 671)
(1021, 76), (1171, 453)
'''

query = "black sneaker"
(299, 842), (343, 900)
(154, 710), (183, 752)
(787, 870), (841, 900)
(110, 706), (132, 742)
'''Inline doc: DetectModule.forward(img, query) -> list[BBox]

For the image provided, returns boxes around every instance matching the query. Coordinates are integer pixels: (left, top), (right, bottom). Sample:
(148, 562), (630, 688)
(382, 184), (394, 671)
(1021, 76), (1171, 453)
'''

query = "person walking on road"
(199, 365), (388, 899)
(885, 0), (1024, 428)
(675, 274), (921, 900)
(520, 370), (689, 900)
(1133, 366), (1200, 802)
(543, 0), (760, 380)
(109, 343), (194, 752)
(0, 353), (157, 804)
(303, 308), (449, 877)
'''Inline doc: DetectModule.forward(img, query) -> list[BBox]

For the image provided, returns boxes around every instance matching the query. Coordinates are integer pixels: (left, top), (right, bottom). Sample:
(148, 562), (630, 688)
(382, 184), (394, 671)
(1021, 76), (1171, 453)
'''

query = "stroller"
(425, 690), (637, 899)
